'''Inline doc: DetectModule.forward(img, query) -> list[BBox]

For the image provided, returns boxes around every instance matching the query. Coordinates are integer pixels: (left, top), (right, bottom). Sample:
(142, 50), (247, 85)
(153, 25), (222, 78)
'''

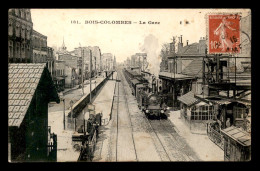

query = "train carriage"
(123, 68), (169, 119)
(130, 78), (142, 96)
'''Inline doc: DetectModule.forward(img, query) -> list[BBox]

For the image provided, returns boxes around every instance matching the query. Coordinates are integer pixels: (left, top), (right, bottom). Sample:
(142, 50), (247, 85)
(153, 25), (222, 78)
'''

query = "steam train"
(123, 68), (168, 119)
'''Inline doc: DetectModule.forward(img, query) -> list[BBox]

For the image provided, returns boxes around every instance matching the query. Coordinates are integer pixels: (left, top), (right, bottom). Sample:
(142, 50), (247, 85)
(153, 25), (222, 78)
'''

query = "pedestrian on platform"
(78, 125), (84, 133)
(226, 118), (231, 128)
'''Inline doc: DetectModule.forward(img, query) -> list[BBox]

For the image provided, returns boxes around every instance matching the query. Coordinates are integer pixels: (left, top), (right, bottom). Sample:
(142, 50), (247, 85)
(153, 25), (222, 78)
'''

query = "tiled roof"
(181, 58), (203, 78)
(177, 91), (200, 106)
(8, 63), (46, 127)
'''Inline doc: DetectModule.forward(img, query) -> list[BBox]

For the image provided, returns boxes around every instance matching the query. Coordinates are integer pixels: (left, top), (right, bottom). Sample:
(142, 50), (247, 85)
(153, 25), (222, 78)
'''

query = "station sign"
(88, 104), (95, 111)
(136, 53), (147, 57)
(89, 110), (96, 119)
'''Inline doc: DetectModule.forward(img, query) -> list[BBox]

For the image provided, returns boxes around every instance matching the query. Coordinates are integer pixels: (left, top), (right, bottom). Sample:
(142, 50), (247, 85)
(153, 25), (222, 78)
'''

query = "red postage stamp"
(208, 14), (241, 54)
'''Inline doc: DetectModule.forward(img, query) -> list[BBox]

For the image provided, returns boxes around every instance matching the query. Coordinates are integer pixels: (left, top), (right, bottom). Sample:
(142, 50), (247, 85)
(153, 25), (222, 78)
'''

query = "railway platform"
(93, 72), (118, 123)
(48, 72), (116, 162)
(168, 110), (224, 161)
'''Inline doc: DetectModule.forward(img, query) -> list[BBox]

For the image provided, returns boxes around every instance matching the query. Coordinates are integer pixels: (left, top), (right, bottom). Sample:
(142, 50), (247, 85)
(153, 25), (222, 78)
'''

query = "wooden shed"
(221, 126), (251, 161)
(8, 63), (60, 162)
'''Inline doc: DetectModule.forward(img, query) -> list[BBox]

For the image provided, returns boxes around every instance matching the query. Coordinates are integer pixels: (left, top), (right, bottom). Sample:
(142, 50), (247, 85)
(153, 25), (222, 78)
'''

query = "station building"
(8, 63), (60, 161)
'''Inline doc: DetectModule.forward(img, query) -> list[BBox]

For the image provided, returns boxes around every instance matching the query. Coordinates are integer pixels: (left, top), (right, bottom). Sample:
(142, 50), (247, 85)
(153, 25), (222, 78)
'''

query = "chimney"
(187, 40), (189, 46)
(178, 35), (184, 53)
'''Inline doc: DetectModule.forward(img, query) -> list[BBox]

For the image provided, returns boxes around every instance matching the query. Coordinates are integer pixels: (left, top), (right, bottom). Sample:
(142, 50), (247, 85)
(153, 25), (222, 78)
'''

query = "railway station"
(8, 9), (251, 162)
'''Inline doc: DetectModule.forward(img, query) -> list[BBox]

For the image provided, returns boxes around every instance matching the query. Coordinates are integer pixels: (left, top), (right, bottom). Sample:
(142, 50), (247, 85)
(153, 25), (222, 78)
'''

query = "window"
(16, 22), (20, 37)
(20, 9), (24, 18)
(21, 25), (25, 39)
(16, 42), (20, 59)
(33, 53), (36, 63)
(26, 27), (31, 40)
(8, 41), (13, 59)
(26, 10), (31, 21)
(234, 106), (247, 119)
(21, 43), (25, 58)
(8, 19), (13, 36)
(191, 104), (216, 121)
(15, 9), (19, 16)
(26, 44), (30, 60)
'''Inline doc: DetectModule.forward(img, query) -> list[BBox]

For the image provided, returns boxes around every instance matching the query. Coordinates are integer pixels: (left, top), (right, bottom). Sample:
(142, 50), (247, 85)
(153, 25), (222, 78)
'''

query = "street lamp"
(84, 111), (89, 134)
(70, 100), (74, 130)
(94, 80), (97, 94)
(59, 92), (65, 130)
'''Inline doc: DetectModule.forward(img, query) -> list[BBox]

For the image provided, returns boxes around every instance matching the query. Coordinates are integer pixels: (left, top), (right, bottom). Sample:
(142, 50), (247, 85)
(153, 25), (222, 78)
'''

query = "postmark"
(207, 13), (241, 54)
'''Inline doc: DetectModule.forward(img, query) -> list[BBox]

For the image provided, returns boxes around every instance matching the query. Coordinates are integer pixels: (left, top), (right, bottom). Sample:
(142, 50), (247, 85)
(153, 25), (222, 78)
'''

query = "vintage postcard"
(8, 8), (251, 162)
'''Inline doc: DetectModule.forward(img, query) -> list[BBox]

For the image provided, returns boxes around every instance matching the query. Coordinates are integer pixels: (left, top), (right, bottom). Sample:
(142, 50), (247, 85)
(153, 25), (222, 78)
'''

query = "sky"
(31, 9), (250, 76)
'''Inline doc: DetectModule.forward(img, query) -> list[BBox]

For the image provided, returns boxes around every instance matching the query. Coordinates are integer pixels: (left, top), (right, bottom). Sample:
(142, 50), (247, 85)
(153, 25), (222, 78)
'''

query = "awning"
(195, 101), (211, 106)
(177, 91), (200, 106)
(54, 76), (65, 81)
(210, 99), (232, 105)
(136, 84), (145, 88)
(159, 72), (195, 81)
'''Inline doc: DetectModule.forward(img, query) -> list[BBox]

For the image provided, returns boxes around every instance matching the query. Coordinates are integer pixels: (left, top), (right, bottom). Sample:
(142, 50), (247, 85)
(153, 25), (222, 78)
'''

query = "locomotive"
(137, 89), (168, 119)
(123, 68), (168, 119)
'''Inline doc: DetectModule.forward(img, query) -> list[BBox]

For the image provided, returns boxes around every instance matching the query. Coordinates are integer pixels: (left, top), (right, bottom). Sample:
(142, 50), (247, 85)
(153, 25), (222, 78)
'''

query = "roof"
(209, 99), (232, 105)
(147, 105), (161, 110)
(177, 41), (206, 56)
(221, 126), (251, 146)
(136, 84), (145, 88)
(180, 43), (200, 54)
(159, 72), (195, 80)
(8, 63), (60, 128)
(177, 91), (200, 106)
(32, 29), (47, 39)
(181, 58), (203, 78)
(131, 79), (141, 85)
(130, 70), (140, 76)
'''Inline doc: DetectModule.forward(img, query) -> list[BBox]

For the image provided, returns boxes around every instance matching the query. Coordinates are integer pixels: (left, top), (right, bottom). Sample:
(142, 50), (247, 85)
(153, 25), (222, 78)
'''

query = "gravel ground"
(93, 68), (200, 161)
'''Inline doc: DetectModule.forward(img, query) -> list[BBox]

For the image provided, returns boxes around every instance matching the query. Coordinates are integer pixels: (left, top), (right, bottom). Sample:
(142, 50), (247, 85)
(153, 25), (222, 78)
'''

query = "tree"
(159, 43), (170, 72)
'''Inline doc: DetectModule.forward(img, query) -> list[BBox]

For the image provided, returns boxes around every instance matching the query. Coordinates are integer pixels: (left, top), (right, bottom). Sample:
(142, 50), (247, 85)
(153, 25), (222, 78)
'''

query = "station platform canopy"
(159, 72), (195, 81)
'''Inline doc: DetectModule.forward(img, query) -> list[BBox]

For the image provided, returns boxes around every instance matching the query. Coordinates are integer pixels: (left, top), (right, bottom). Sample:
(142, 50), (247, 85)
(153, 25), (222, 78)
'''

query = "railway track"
(106, 70), (138, 161)
(121, 68), (200, 161)
(120, 69), (171, 161)
(118, 70), (138, 161)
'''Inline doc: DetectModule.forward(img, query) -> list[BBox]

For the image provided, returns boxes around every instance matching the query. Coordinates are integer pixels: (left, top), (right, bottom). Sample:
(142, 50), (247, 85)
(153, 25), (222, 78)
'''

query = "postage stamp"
(207, 13), (241, 54)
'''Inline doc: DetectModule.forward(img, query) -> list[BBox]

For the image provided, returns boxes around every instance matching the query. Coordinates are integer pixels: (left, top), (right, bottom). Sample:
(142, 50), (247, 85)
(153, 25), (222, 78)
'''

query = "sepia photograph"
(8, 8), (251, 162)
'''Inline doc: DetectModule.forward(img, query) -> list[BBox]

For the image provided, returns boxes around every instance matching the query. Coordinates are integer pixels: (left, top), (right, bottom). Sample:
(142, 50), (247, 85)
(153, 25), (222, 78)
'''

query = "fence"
(77, 129), (98, 161)
(207, 123), (224, 150)
(68, 72), (113, 118)
(47, 126), (57, 161)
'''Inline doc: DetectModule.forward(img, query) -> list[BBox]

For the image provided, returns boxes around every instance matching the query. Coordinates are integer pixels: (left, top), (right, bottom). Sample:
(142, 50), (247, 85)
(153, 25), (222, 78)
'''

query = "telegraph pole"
(138, 55), (141, 74)
(90, 49), (92, 102)
(81, 46), (84, 95)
